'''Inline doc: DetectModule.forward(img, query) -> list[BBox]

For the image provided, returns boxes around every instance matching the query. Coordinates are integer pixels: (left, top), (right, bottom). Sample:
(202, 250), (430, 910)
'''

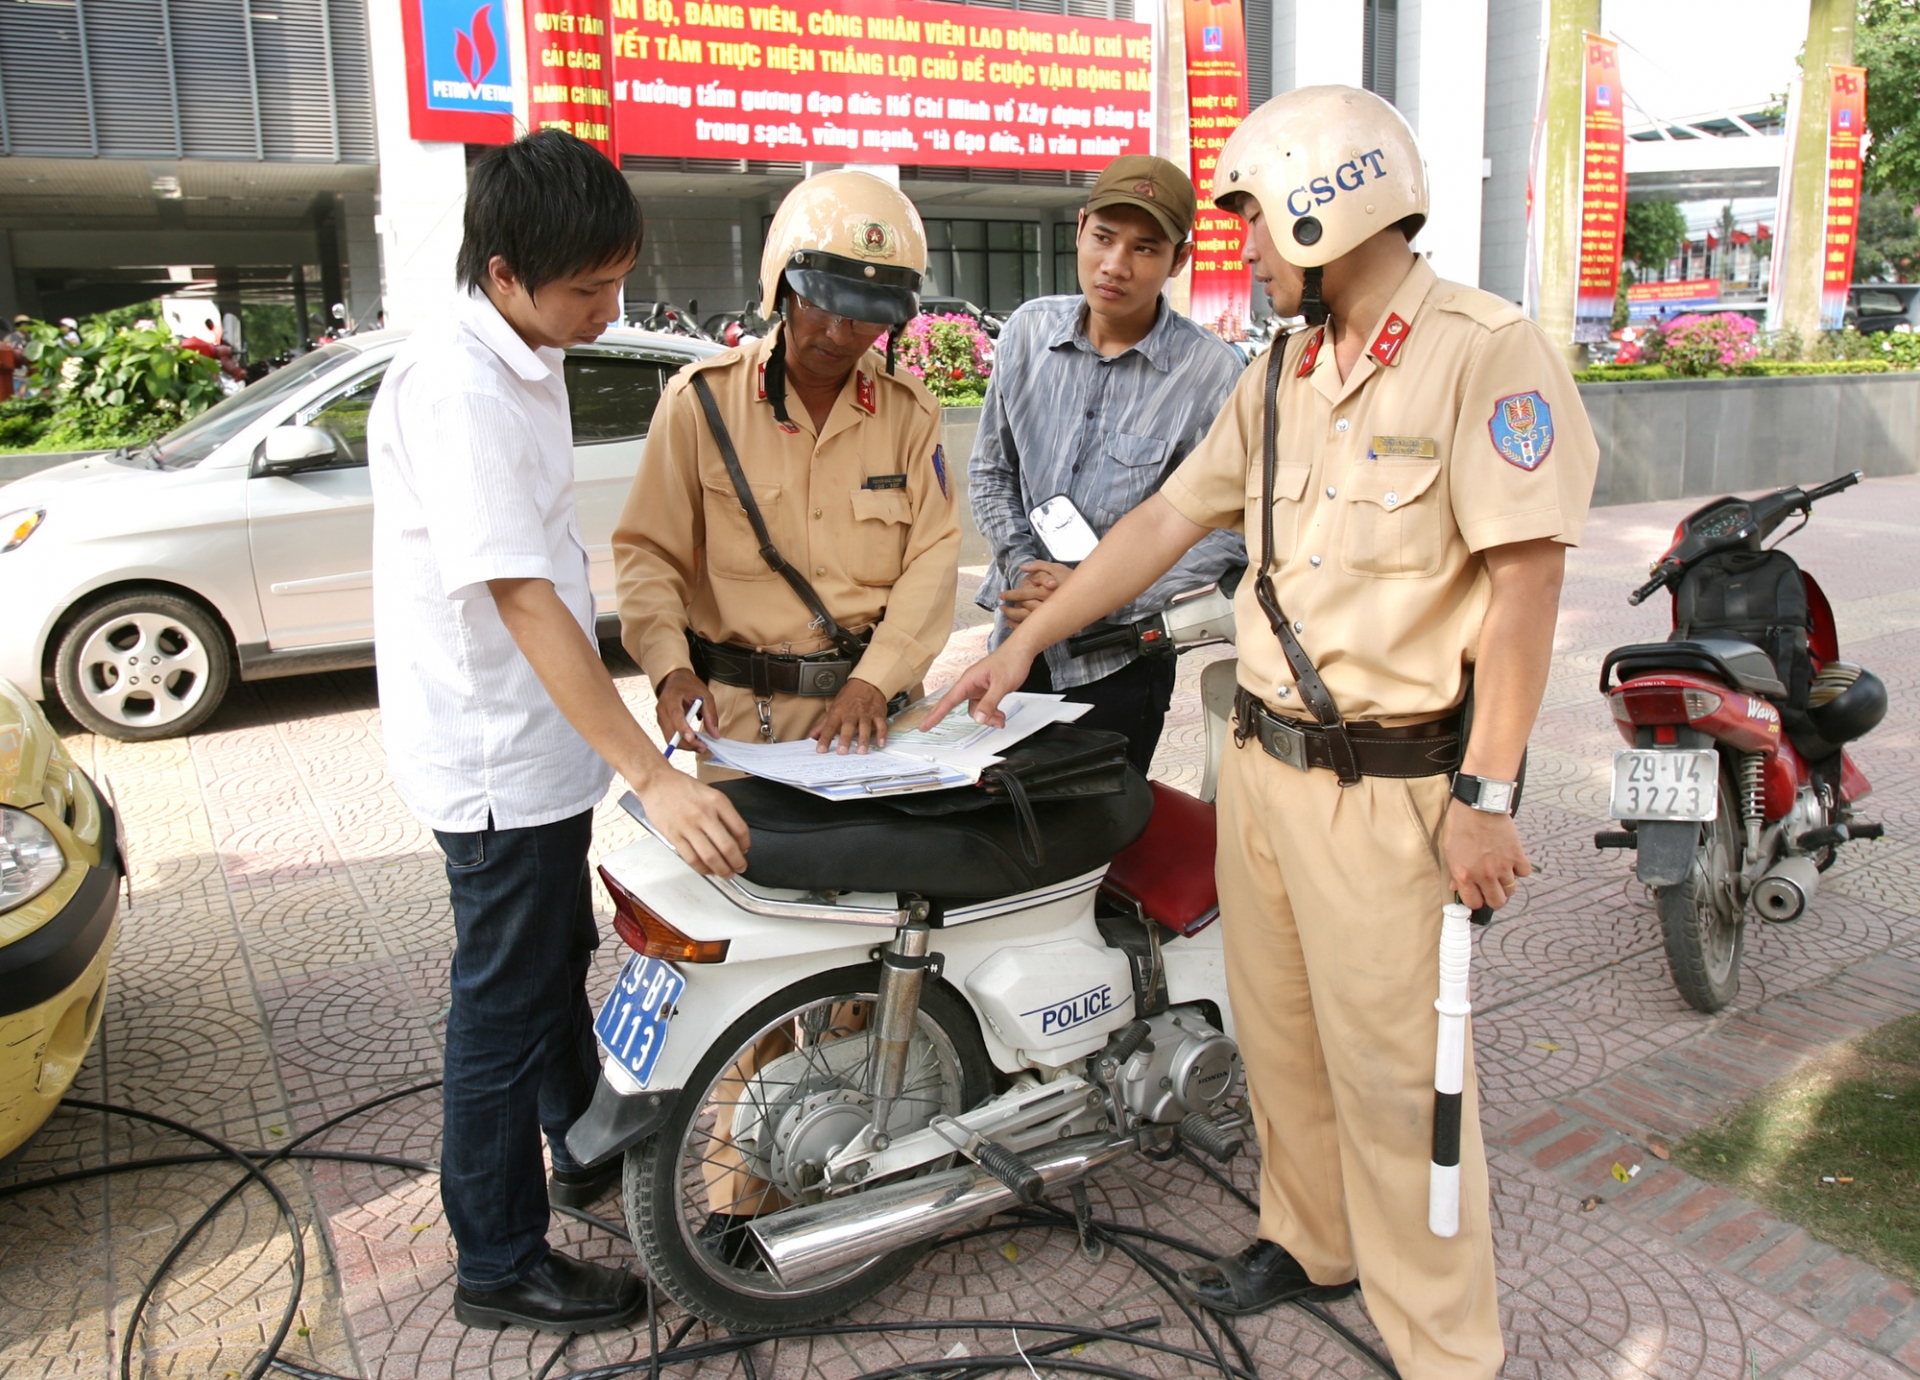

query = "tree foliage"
(1855, 189), (1920, 281)
(1622, 201), (1689, 277)
(1858, 0), (1920, 202)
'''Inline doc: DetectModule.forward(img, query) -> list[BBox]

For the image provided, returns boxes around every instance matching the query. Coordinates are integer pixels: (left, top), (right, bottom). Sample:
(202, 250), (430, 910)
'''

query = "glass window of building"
(1054, 223), (1078, 298)
(922, 220), (1041, 314)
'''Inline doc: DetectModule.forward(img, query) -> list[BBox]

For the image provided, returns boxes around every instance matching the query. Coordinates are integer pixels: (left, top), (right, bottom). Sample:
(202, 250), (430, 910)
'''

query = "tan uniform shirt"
(1163, 258), (1600, 725)
(614, 326), (960, 743)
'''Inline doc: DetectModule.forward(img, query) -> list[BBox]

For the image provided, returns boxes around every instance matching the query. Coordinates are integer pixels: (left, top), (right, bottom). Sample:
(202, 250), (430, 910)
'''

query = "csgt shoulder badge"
(853, 219), (897, 259)
(1488, 391), (1554, 471)
(931, 443), (949, 499)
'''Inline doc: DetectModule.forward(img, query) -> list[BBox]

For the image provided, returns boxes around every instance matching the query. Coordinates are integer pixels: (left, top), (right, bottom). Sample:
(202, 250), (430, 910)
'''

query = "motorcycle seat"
(712, 771), (1155, 903)
(1600, 637), (1787, 697)
(1101, 782), (1220, 936)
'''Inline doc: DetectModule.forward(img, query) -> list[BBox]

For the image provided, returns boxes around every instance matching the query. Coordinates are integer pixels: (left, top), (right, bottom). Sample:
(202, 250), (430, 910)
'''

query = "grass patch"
(1674, 1012), (1920, 1288)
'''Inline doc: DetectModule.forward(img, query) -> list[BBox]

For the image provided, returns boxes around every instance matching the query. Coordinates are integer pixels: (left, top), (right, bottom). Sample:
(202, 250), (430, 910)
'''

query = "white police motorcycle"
(568, 584), (1246, 1331)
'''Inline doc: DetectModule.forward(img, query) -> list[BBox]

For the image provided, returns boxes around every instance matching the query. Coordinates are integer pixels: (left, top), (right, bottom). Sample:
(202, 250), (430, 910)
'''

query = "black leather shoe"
(696, 1211), (764, 1269)
(548, 1157), (623, 1209)
(453, 1251), (645, 1333)
(1176, 1240), (1358, 1315)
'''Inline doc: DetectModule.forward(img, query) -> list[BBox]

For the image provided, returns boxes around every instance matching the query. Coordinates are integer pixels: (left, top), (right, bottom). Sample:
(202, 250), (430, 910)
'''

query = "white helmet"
(758, 170), (928, 324)
(1210, 85), (1428, 268)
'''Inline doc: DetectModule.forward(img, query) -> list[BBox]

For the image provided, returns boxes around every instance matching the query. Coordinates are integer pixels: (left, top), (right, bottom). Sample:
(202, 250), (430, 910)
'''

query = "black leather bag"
(883, 723), (1134, 865)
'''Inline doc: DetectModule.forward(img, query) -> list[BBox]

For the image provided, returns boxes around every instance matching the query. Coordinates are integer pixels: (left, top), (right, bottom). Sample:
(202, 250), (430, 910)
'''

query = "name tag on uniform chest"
(1369, 436), (1437, 459)
(863, 474), (907, 490)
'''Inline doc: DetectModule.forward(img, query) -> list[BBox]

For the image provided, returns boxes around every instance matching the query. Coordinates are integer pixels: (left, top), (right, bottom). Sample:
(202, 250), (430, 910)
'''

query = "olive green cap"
(1083, 155), (1196, 244)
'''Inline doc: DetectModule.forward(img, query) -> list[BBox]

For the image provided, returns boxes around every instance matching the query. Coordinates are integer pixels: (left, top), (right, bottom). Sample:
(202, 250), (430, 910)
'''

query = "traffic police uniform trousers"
(1215, 739), (1502, 1380)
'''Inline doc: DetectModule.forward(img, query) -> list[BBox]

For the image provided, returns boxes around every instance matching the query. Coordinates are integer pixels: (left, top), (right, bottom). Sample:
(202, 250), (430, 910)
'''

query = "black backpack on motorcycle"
(1672, 549), (1812, 712)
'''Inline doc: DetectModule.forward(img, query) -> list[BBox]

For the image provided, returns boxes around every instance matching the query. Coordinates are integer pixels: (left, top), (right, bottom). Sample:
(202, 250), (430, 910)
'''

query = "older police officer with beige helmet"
(929, 88), (1599, 1377)
(615, 170), (959, 758)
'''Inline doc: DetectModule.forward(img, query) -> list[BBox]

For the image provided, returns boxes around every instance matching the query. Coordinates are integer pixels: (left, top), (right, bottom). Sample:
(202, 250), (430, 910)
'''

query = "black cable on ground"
(9, 1091), (1402, 1380)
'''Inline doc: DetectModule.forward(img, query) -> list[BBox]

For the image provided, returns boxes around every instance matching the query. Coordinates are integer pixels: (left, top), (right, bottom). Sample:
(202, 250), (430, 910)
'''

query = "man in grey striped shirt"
(971, 156), (1247, 772)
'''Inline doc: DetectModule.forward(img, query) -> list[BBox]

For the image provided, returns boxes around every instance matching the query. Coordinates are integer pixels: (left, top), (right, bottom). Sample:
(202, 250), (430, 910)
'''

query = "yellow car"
(0, 677), (120, 1162)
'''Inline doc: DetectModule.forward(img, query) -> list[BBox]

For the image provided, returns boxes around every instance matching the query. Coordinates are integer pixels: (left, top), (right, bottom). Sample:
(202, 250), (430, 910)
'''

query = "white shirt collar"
(454, 288), (563, 383)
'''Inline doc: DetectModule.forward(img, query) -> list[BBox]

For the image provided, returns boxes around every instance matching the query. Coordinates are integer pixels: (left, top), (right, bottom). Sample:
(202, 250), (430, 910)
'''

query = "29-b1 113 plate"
(1609, 748), (1719, 822)
(593, 954), (686, 1088)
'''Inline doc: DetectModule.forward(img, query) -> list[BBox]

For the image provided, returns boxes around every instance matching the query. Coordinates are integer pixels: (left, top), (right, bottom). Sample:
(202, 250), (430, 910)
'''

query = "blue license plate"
(594, 954), (687, 1088)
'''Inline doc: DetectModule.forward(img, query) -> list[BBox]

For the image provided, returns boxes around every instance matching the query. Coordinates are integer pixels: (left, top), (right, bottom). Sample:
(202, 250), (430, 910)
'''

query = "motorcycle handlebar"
(1803, 469), (1864, 505)
(1628, 561), (1679, 606)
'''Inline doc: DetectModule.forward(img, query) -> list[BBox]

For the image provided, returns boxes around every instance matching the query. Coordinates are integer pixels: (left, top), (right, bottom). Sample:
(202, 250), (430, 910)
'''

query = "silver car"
(0, 327), (717, 740)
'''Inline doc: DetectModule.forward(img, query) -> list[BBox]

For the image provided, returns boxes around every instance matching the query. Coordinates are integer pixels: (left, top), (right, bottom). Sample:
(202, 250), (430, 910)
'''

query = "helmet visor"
(782, 250), (922, 326)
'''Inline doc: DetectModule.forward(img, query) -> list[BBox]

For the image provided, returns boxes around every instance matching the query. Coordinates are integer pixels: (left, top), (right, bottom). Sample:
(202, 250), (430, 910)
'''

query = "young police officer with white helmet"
(928, 87), (1598, 1377)
(615, 170), (959, 757)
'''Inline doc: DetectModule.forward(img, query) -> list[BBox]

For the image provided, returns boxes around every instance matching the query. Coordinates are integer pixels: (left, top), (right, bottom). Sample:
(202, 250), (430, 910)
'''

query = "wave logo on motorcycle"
(1596, 471), (1888, 1012)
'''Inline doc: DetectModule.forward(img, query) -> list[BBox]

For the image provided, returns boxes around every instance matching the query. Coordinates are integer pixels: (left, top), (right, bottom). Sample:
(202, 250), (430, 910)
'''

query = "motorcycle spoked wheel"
(624, 964), (994, 1333)
(1655, 765), (1746, 1013)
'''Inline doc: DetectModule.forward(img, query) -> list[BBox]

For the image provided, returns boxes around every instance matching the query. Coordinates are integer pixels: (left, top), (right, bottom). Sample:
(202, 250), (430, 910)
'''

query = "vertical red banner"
(1572, 33), (1624, 344)
(1820, 64), (1867, 331)
(1182, 0), (1248, 338)
(526, 0), (617, 157)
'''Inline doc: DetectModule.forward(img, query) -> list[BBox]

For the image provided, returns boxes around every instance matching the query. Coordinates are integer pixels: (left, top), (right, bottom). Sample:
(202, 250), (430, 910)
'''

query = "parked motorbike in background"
(568, 584), (1247, 1331)
(1596, 472), (1889, 1012)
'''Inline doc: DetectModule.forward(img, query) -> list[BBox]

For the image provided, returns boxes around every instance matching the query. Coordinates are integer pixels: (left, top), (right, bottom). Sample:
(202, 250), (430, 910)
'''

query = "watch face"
(1479, 780), (1514, 814)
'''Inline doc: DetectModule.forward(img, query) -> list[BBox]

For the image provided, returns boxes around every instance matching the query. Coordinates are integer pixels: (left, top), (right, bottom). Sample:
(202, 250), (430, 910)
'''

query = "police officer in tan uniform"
(615, 170), (959, 758)
(929, 88), (1598, 1378)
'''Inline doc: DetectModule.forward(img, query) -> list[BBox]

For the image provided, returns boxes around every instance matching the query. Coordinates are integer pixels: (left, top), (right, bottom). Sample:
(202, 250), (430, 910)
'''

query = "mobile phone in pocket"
(1029, 494), (1101, 563)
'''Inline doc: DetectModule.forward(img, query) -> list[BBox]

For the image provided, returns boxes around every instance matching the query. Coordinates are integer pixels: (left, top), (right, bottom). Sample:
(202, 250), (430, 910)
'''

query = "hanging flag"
(1183, 0), (1250, 340)
(524, 0), (617, 159)
(1572, 33), (1626, 344)
(1819, 64), (1868, 331)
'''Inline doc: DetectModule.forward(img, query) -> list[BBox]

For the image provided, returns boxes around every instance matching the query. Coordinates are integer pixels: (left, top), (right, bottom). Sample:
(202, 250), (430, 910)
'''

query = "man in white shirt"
(370, 129), (749, 1334)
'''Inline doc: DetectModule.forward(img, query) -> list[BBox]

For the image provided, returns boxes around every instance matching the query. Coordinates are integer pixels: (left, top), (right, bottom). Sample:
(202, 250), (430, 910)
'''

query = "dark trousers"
(1022, 653), (1177, 775)
(433, 809), (601, 1290)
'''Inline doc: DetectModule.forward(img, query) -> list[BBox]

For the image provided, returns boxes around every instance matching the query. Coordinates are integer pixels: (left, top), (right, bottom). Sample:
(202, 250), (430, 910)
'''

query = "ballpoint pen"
(663, 697), (703, 761)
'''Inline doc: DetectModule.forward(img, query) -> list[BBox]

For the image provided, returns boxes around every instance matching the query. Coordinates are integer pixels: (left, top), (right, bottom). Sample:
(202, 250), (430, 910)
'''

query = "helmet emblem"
(854, 219), (897, 259)
(1132, 180), (1156, 197)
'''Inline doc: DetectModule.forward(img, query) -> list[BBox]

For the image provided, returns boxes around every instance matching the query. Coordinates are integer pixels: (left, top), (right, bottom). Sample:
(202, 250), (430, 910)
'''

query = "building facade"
(0, 0), (1547, 334)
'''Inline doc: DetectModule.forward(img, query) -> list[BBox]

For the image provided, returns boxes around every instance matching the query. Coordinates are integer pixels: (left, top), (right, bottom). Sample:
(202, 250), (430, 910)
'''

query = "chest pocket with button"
(1095, 433), (1173, 525)
(1246, 461), (1313, 568)
(702, 478), (783, 581)
(847, 487), (913, 586)
(1340, 461), (1446, 578)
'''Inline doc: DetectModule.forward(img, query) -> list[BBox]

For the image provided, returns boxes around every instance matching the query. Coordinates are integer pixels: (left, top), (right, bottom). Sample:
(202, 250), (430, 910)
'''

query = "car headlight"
(2, 507), (44, 552)
(0, 806), (67, 913)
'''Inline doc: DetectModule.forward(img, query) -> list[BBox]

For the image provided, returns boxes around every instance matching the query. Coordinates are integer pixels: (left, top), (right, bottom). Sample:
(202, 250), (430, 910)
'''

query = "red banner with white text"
(609, 0), (1151, 169)
(1572, 33), (1624, 344)
(1182, 0), (1248, 338)
(1820, 64), (1867, 331)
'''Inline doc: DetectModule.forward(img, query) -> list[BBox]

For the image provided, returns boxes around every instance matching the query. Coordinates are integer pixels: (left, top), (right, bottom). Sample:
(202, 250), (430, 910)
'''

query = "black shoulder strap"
(1252, 337), (1361, 785)
(688, 372), (866, 661)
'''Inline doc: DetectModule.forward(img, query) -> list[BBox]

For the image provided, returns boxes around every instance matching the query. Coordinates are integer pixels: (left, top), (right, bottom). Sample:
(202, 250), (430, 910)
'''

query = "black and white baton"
(1428, 901), (1474, 1237)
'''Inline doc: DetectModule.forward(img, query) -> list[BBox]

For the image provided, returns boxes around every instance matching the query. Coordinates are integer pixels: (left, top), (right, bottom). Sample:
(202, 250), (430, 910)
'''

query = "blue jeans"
(434, 809), (602, 1290)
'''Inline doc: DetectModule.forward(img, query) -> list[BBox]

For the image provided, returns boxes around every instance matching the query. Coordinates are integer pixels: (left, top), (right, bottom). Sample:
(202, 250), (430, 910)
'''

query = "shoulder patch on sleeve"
(1488, 391), (1554, 470)
(1434, 286), (1526, 332)
(930, 443), (949, 498)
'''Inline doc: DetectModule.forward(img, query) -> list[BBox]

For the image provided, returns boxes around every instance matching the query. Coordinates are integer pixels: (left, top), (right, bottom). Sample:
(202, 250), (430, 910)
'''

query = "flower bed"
(889, 313), (992, 406)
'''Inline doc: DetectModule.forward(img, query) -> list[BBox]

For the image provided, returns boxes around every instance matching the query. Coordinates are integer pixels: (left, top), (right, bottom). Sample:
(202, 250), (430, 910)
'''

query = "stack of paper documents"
(697, 692), (1090, 800)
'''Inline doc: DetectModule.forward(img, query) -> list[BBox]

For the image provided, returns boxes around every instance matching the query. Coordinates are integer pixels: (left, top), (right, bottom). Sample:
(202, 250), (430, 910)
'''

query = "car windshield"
(142, 345), (358, 471)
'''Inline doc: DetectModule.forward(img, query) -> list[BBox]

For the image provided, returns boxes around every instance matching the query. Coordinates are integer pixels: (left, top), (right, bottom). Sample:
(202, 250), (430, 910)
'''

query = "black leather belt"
(1234, 687), (1462, 780)
(688, 630), (866, 698)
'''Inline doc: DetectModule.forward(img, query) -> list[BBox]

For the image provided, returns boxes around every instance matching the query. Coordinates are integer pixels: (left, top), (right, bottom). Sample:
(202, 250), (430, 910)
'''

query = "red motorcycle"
(1596, 472), (1888, 1012)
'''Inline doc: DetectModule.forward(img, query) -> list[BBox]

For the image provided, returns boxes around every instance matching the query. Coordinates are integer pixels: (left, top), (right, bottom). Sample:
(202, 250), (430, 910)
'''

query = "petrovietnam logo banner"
(424, 0), (514, 112)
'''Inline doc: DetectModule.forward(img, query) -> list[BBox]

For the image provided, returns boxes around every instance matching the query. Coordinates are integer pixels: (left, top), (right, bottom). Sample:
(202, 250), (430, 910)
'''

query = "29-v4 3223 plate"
(1609, 748), (1720, 823)
(593, 954), (686, 1088)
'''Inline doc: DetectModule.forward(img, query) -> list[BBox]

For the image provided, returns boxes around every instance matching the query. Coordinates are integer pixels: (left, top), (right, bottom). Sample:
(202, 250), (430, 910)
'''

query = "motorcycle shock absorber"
(1740, 752), (1765, 860)
(867, 919), (935, 1149)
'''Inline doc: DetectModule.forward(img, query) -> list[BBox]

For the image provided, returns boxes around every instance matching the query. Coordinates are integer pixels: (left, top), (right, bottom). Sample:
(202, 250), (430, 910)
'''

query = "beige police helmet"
(757, 170), (928, 325)
(1210, 85), (1428, 269)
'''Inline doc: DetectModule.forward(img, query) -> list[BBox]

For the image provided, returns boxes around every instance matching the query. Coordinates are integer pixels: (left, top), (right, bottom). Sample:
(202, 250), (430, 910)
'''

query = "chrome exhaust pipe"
(1753, 854), (1820, 922)
(748, 1131), (1134, 1287)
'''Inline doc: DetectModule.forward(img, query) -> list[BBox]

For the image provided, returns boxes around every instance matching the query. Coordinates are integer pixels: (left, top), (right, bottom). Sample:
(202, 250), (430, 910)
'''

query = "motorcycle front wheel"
(623, 964), (995, 1332)
(1655, 766), (1745, 1013)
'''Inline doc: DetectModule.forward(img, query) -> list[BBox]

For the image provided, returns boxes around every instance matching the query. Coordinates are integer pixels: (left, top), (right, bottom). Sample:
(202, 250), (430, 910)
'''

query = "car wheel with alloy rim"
(53, 591), (233, 741)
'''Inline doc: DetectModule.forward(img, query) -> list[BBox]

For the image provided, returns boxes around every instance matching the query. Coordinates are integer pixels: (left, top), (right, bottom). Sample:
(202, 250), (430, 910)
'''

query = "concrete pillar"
(1778, 0), (1855, 344)
(1270, 0), (1296, 94)
(1400, 0), (1489, 285)
(341, 191), (381, 327)
(367, 0), (471, 328)
(0, 232), (16, 322)
(1534, 0), (1598, 364)
(1293, 0), (1364, 88)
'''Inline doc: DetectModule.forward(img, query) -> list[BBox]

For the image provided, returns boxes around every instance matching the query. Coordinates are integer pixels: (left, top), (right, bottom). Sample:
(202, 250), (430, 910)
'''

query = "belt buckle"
(1261, 714), (1310, 772)
(801, 659), (851, 696)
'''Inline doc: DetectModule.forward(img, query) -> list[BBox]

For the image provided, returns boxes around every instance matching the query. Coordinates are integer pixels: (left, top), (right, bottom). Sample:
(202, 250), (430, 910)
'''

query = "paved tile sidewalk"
(7, 479), (1920, 1379)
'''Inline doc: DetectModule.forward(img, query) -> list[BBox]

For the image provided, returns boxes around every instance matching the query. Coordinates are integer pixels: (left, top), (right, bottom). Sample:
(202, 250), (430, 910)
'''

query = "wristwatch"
(1451, 773), (1517, 815)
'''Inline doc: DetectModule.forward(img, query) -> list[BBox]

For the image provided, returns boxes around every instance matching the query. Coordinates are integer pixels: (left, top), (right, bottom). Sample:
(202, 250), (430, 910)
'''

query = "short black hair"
(457, 129), (643, 297)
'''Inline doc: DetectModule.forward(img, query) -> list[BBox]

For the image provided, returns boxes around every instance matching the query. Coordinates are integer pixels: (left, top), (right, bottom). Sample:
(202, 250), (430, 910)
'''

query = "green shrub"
(1809, 327), (1883, 362)
(1876, 331), (1920, 368)
(1737, 359), (1893, 376)
(1575, 364), (1673, 383)
(14, 312), (224, 451)
(0, 396), (52, 448)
